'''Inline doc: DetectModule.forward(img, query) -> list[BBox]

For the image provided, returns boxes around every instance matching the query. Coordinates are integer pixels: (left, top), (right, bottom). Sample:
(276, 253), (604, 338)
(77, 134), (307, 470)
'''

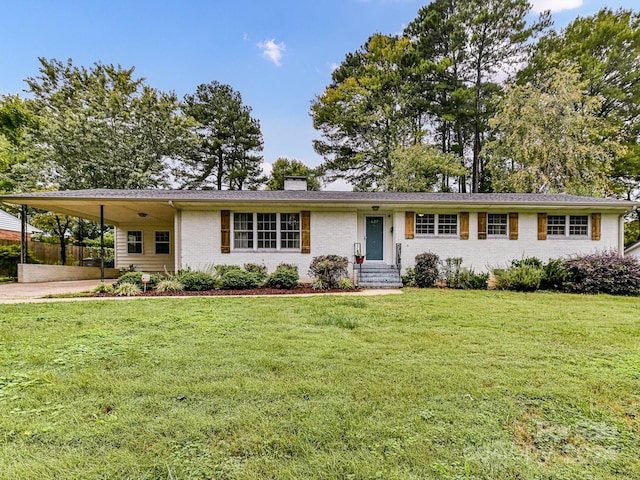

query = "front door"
(365, 216), (384, 261)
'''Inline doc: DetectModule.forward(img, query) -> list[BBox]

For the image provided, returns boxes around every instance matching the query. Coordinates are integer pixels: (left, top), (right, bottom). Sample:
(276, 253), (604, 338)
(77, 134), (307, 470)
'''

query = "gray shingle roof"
(0, 188), (635, 206)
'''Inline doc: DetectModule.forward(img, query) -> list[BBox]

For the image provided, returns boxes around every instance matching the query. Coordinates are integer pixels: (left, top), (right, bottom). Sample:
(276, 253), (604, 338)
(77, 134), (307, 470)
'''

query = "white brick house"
(1, 188), (636, 282)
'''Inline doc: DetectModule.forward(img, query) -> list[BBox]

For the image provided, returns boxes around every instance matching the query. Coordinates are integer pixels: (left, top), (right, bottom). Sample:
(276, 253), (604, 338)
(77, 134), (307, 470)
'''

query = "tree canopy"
(178, 81), (264, 190)
(266, 158), (321, 191)
(25, 58), (192, 190)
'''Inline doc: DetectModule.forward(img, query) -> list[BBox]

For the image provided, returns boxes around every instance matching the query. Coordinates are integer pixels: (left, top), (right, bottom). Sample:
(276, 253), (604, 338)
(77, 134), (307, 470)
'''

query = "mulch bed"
(92, 285), (360, 297)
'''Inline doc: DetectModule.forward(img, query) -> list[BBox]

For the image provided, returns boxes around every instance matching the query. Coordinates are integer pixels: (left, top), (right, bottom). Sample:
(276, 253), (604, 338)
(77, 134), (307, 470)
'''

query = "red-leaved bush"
(560, 251), (640, 296)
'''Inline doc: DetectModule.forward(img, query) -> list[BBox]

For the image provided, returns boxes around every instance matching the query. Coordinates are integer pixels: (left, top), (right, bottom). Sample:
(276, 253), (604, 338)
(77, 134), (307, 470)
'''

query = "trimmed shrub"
(114, 282), (142, 296)
(541, 258), (571, 291)
(560, 251), (640, 296)
(155, 279), (185, 293)
(264, 265), (299, 289)
(244, 263), (268, 283)
(308, 255), (349, 289)
(493, 264), (544, 292)
(219, 269), (260, 290)
(214, 264), (241, 277)
(414, 253), (440, 288)
(116, 271), (161, 289)
(176, 271), (217, 291)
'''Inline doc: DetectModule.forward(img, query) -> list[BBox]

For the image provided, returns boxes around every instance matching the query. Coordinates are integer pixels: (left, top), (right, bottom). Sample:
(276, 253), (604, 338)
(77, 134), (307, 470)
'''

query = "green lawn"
(1, 290), (639, 479)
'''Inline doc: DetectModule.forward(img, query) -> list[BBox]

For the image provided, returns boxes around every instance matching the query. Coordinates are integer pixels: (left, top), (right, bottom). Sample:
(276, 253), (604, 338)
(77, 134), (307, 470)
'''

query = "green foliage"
(493, 264), (544, 292)
(116, 272), (161, 289)
(541, 259), (571, 291)
(219, 269), (260, 290)
(308, 255), (349, 289)
(243, 263), (268, 283)
(401, 267), (416, 287)
(336, 278), (355, 290)
(0, 244), (38, 277)
(265, 157), (321, 191)
(264, 264), (299, 289)
(414, 252), (440, 288)
(25, 58), (192, 190)
(449, 268), (489, 290)
(485, 67), (618, 195)
(176, 271), (217, 291)
(213, 264), (242, 277)
(155, 279), (185, 293)
(179, 80), (264, 190)
(91, 282), (114, 294)
(114, 282), (142, 296)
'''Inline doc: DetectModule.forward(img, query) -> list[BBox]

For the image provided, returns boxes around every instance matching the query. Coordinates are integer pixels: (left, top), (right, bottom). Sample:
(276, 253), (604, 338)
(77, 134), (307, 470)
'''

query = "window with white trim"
(487, 214), (508, 236)
(233, 212), (301, 250)
(127, 231), (143, 254)
(155, 231), (170, 254)
(233, 213), (253, 249)
(415, 213), (458, 236)
(547, 215), (589, 237)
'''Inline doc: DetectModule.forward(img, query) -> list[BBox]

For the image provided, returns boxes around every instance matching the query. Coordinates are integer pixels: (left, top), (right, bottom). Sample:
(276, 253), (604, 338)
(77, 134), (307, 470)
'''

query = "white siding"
(179, 209), (358, 282)
(115, 222), (175, 273)
(396, 211), (622, 273)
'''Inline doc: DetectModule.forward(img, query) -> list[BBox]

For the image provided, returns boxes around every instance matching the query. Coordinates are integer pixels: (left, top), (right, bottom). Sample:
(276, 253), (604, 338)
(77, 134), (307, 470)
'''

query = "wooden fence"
(0, 239), (99, 265)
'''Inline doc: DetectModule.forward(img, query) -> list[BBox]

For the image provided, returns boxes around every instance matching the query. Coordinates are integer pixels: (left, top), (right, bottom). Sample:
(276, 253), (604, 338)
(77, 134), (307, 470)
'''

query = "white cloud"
(530, 0), (583, 13)
(258, 39), (286, 67)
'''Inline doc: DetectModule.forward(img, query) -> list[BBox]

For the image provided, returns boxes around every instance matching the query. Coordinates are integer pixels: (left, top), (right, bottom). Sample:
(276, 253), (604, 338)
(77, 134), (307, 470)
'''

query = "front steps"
(356, 263), (403, 289)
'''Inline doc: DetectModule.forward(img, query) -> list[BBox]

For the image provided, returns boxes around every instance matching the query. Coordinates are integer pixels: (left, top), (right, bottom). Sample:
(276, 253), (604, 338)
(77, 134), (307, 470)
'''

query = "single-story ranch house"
(1, 179), (637, 284)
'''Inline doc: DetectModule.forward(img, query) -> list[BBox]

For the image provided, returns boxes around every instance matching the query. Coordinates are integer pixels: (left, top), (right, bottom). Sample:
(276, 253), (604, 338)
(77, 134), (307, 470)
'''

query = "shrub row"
(495, 251), (640, 296)
(403, 250), (640, 296)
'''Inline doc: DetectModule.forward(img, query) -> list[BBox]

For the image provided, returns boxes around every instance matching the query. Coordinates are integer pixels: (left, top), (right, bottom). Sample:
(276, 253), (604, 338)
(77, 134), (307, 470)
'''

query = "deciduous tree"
(265, 158), (321, 191)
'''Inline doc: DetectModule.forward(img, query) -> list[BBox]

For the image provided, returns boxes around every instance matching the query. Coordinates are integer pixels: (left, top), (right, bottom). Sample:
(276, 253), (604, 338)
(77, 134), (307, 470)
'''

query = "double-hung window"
(415, 214), (458, 236)
(155, 231), (170, 254)
(487, 214), (508, 236)
(547, 215), (589, 237)
(127, 231), (143, 254)
(233, 212), (300, 250)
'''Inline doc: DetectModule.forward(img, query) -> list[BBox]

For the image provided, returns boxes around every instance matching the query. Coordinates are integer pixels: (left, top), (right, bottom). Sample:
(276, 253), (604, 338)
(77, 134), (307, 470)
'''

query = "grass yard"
(0, 290), (639, 479)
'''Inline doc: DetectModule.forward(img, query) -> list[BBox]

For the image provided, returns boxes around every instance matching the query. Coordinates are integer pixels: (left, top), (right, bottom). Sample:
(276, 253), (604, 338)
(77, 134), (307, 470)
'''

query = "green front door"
(365, 216), (384, 261)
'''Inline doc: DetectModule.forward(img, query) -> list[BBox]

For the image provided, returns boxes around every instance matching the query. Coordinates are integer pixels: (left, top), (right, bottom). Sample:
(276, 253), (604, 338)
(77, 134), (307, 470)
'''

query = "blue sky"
(1, 0), (637, 178)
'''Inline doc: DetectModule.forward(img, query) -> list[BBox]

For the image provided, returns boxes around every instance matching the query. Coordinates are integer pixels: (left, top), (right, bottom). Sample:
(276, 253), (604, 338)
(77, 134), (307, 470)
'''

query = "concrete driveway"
(0, 279), (114, 303)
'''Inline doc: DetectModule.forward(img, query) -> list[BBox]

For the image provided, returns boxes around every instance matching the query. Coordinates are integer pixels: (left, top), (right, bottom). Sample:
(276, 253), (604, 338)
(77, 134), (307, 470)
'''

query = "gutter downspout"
(619, 214), (625, 256)
(168, 201), (181, 272)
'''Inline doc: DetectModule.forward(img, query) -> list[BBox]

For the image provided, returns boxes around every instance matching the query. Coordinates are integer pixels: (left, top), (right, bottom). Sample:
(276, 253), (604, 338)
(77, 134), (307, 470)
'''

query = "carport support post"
(20, 204), (27, 264)
(100, 205), (105, 283)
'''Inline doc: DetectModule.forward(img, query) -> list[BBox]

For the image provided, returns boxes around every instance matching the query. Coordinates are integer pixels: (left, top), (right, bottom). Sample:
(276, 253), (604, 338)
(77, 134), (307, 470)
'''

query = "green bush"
(0, 244), (39, 277)
(493, 264), (544, 292)
(176, 271), (217, 291)
(91, 282), (114, 294)
(337, 278), (355, 290)
(114, 282), (142, 296)
(244, 263), (268, 283)
(450, 268), (489, 290)
(414, 253), (440, 288)
(155, 279), (185, 293)
(541, 258), (571, 291)
(214, 264), (242, 277)
(219, 269), (260, 290)
(264, 265), (299, 289)
(116, 271), (160, 289)
(401, 267), (416, 287)
(308, 255), (349, 289)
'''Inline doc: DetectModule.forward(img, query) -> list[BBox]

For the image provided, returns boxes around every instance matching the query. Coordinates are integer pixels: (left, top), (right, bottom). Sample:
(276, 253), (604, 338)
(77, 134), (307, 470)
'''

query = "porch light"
(372, 205), (379, 211)
(138, 212), (148, 218)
